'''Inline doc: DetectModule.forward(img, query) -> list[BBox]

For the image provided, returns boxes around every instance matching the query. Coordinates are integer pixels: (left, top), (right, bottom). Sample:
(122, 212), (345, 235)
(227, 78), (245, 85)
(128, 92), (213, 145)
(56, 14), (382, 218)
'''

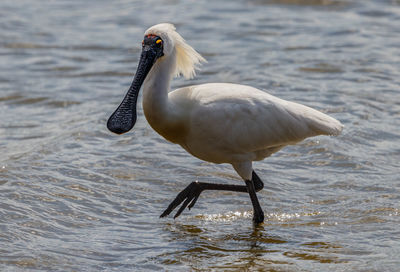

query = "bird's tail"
(304, 107), (344, 136)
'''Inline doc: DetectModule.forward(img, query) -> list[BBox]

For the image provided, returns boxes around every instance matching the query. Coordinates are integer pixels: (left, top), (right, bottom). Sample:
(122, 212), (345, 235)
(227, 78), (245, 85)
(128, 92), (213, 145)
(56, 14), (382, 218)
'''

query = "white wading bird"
(107, 23), (343, 224)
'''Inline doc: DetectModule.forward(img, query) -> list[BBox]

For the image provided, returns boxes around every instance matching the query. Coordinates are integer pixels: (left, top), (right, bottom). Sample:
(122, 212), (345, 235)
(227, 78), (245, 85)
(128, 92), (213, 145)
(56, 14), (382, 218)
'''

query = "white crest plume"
(145, 23), (206, 79)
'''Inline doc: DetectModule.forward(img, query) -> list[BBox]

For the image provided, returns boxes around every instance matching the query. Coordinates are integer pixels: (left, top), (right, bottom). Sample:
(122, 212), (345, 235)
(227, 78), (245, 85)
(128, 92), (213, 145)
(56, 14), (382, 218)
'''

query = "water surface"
(1, 0), (400, 271)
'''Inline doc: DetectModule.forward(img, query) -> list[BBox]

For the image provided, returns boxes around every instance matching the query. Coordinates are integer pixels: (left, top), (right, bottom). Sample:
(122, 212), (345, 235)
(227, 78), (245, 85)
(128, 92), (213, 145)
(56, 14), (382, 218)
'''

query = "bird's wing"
(180, 83), (342, 155)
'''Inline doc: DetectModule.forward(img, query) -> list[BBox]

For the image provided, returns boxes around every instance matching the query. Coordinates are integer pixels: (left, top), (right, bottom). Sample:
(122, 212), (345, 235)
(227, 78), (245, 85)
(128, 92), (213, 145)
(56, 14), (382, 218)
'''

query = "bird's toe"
(160, 181), (203, 219)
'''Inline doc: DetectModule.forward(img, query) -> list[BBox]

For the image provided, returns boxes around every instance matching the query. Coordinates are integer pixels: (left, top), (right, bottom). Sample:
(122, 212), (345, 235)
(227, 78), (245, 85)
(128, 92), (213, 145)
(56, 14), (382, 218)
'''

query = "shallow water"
(1, 0), (399, 271)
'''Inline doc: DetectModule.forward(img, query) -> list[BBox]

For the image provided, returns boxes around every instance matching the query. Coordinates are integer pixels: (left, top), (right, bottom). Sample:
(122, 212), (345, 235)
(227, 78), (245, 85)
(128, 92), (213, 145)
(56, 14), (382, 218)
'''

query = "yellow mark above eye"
(156, 39), (162, 44)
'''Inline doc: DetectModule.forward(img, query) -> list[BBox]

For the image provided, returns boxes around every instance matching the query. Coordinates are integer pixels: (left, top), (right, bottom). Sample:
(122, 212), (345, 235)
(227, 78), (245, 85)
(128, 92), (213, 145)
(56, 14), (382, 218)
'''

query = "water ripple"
(1, 0), (400, 271)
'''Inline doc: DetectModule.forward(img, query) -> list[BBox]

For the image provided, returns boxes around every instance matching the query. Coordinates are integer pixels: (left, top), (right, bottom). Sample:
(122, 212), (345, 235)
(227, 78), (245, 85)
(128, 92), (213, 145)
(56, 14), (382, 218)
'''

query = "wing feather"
(171, 83), (343, 162)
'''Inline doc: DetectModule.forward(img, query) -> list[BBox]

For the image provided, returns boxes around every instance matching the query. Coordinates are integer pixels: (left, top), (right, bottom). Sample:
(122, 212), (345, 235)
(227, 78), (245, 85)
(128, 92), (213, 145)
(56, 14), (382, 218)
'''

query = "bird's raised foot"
(160, 181), (203, 219)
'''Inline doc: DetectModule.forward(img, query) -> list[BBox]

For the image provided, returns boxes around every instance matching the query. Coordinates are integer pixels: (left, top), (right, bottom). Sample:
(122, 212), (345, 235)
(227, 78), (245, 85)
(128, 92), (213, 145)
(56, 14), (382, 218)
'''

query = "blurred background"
(0, 0), (399, 271)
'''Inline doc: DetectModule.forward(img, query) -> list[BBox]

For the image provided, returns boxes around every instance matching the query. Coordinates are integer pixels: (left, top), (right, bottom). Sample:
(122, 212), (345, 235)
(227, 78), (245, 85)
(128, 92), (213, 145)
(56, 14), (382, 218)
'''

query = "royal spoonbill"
(107, 23), (343, 224)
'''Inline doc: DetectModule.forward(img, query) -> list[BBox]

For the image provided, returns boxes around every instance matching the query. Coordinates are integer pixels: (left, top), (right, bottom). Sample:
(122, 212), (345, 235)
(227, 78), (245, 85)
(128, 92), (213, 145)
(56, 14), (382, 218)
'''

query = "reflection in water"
(160, 221), (285, 269)
(158, 211), (354, 269)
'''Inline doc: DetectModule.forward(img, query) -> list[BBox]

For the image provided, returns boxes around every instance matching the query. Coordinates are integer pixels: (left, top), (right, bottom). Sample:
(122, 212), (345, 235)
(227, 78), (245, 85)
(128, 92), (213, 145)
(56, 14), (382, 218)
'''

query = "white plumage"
(140, 23), (343, 181)
(108, 23), (343, 222)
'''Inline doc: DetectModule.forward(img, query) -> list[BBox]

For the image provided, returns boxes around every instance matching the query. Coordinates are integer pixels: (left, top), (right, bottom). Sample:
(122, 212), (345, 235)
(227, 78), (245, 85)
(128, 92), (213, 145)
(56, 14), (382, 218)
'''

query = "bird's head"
(107, 23), (205, 135)
(144, 23), (206, 79)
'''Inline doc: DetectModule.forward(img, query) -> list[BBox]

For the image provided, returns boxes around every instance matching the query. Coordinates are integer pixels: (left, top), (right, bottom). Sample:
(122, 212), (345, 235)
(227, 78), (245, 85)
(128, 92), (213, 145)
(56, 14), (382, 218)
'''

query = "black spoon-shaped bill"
(107, 45), (160, 134)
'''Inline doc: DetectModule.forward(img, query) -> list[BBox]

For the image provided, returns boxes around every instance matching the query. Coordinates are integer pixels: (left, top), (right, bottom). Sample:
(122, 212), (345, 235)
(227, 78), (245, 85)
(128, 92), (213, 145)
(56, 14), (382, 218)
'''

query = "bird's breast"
(144, 110), (188, 144)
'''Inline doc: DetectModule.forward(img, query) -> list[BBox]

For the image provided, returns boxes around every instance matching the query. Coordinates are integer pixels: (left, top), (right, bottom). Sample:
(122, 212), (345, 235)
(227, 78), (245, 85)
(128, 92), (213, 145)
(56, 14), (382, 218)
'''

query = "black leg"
(160, 171), (265, 220)
(245, 179), (264, 224)
(252, 171), (264, 192)
(160, 181), (248, 218)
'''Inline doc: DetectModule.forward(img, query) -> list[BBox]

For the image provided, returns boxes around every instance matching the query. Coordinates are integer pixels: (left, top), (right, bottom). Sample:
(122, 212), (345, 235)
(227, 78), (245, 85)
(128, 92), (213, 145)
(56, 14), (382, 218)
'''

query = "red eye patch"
(145, 34), (157, 38)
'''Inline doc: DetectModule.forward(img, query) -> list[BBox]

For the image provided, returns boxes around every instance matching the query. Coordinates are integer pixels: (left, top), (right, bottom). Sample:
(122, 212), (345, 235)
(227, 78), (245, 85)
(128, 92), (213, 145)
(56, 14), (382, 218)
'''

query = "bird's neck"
(142, 54), (183, 143)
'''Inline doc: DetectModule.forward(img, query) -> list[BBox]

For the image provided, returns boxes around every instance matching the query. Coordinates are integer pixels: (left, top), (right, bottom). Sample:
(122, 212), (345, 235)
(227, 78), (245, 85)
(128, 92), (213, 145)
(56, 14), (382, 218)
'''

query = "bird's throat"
(142, 58), (187, 143)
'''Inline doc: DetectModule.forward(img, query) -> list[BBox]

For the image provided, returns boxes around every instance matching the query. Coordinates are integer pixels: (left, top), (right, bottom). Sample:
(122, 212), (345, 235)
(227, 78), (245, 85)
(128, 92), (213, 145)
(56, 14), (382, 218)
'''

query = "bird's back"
(169, 83), (343, 163)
